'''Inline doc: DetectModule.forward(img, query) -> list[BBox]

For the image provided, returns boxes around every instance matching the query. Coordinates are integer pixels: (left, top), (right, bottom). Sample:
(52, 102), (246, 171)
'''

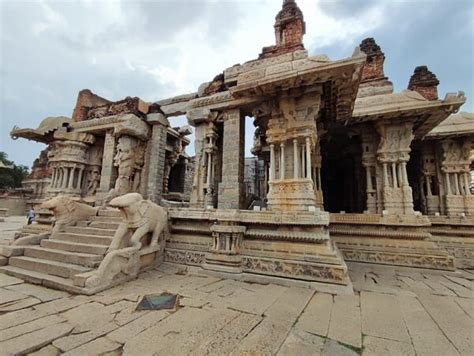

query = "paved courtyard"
(0, 258), (472, 355)
(0, 216), (25, 243)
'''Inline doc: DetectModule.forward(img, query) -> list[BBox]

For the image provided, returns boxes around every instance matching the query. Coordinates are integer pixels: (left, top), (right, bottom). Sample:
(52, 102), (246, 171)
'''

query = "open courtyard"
(0, 219), (472, 356)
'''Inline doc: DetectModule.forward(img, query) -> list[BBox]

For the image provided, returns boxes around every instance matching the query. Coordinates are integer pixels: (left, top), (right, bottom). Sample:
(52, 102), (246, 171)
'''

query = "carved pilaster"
(203, 224), (246, 274)
(439, 138), (472, 216)
(376, 122), (415, 215)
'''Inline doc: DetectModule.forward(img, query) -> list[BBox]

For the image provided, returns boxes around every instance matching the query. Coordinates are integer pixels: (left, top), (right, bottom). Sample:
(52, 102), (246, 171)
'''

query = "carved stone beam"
(187, 108), (218, 126)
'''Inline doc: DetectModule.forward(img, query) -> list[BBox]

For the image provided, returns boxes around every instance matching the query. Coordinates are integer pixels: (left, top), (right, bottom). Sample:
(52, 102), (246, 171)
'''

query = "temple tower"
(260, 0), (306, 59)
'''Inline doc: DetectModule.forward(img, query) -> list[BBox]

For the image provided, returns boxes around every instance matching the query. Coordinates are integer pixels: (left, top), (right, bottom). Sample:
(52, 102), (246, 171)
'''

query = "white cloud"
(0, 0), (472, 167)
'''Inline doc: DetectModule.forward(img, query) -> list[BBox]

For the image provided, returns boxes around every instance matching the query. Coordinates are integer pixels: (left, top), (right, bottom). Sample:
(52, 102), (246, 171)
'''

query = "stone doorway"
(321, 134), (365, 213)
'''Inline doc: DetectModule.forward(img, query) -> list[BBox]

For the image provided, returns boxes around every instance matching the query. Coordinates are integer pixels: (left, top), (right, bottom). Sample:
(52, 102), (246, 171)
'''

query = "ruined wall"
(0, 196), (27, 215)
(408, 66), (439, 101)
(72, 89), (111, 122)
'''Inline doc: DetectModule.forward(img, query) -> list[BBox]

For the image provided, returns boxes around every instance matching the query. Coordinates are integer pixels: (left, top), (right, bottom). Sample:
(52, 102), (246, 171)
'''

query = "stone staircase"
(0, 209), (122, 294)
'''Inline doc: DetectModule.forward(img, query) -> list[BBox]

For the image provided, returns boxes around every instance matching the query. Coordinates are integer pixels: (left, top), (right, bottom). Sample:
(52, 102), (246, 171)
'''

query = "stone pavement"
(0, 261), (472, 355)
(0, 216), (25, 244)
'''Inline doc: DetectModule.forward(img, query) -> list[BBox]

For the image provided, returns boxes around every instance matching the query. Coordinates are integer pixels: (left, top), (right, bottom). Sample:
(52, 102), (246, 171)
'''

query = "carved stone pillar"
(270, 144), (276, 181)
(218, 108), (245, 210)
(305, 137), (312, 182)
(293, 139), (299, 179)
(204, 224), (246, 273)
(361, 131), (378, 213)
(188, 109), (218, 208)
(280, 142), (285, 180)
(96, 130), (116, 203)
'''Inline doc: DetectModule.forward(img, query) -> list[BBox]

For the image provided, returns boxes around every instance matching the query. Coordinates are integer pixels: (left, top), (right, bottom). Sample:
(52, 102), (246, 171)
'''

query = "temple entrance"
(320, 134), (365, 213)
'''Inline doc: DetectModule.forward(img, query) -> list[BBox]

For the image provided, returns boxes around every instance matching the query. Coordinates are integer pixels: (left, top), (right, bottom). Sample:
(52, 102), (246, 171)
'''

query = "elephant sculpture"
(83, 193), (168, 290)
(107, 192), (168, 251)
(40, 195), (99, 235)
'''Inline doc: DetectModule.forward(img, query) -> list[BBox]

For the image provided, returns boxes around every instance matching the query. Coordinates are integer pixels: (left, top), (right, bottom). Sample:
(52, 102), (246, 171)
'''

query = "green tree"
(0, 152), (30, 189)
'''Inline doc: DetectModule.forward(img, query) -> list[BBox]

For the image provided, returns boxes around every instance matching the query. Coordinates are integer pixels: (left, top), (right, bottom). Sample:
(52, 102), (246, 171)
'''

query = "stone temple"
(1, 0), (473, 295)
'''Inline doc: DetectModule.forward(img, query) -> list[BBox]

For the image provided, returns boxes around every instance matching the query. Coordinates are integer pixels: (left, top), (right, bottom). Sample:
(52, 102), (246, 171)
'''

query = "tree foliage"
(0, 152), (30, 189)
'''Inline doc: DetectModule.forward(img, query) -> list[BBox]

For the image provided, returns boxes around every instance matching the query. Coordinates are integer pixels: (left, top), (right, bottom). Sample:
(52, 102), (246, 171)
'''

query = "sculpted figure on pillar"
(104, 116), (150, 201)
(86, 168), (101, 196)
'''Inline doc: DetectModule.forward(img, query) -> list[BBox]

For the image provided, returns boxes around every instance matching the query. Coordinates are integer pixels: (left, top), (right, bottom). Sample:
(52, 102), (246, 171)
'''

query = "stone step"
(98, 209), (121, 218)
(0, 265), (88, 294)
(9, 256), (92, 279)
(89, 221), (121, 230)
(41, 239), (108, 255)
(91, 215), (122, 223)
(24, 246), (103, 268)
(54, 232), (113, 246)
(65, 226), (116, 237)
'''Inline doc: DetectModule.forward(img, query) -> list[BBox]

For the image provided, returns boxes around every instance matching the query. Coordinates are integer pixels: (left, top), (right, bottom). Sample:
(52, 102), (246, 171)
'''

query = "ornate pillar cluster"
(47, 131), (97, 197)
(376, 122), (415, 215)
(264, 94), (321, 212)
(439, 139), (473, 216)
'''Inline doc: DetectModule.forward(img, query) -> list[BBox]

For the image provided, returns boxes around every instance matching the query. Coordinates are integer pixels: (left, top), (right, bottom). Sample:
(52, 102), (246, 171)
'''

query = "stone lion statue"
(40, 195), (99, 235)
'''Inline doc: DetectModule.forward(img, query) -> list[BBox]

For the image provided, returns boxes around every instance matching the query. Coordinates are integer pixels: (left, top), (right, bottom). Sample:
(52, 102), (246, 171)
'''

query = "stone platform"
(168, 208), (352, 294)
(0, 262), (472, 355)
(330, 213), (455, 271)
(428, 215), (474, 268)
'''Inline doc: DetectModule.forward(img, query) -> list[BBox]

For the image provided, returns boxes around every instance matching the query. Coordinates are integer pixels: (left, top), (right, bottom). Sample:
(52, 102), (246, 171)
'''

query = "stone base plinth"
(428, 215), (474, 268)
(445, 195), (468, 216)
(330, 213), (455, 270)
(167, 208), (351, 290)
(267, 179), (316, 211)
(203, 253), (243, 274)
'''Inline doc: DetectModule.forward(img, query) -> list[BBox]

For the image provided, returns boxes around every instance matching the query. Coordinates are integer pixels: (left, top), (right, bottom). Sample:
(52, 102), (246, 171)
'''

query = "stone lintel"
(146, 113), (169, 126)
(186, 108), (215, 126)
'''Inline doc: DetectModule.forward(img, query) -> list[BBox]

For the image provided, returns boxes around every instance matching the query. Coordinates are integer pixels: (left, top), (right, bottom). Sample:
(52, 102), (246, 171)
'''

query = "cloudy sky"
(1, 0), (473, 168)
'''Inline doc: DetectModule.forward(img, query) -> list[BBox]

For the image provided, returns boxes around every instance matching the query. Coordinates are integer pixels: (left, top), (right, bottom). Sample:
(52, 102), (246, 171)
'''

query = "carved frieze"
(164, 248), (206, 266)
(241, 257), (347, 284)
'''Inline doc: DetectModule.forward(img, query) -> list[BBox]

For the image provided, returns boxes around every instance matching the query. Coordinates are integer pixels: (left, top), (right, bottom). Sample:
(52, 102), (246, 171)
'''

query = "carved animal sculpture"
(107, 193), (168, 251)
(40, 195), (99, 235)
(84, 193), (167, 290)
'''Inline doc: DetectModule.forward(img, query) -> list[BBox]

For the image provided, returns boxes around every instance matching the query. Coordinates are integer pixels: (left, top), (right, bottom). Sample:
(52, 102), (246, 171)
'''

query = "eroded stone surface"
(0, 263), (472, 355)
